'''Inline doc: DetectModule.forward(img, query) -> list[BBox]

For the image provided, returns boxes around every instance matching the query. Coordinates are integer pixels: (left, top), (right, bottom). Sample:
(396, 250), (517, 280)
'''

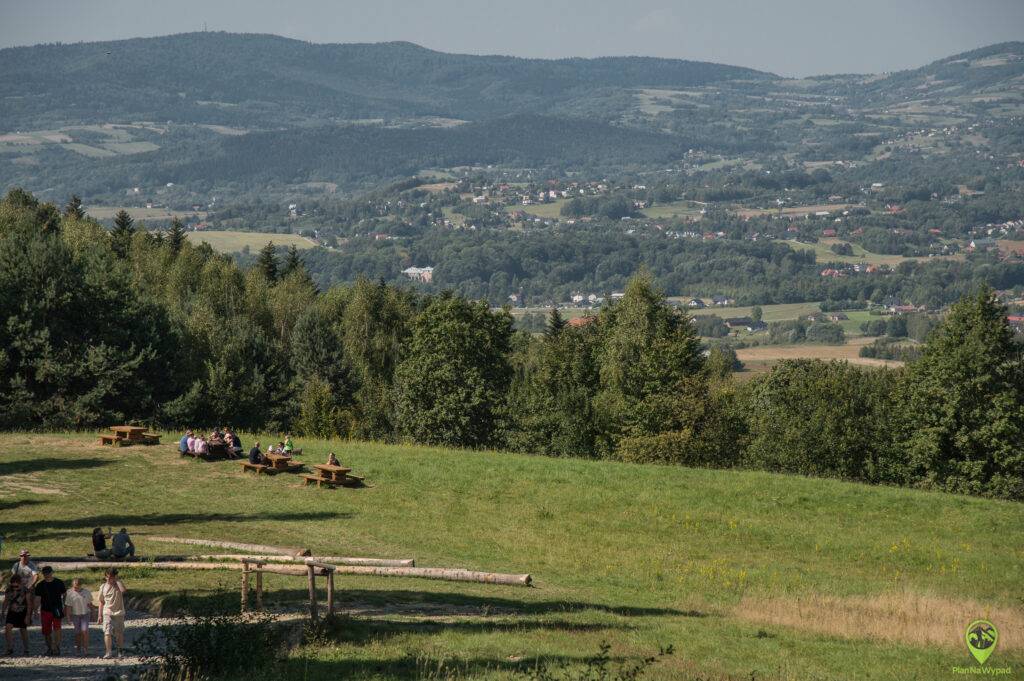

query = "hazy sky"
(1, 0), (1021, 76)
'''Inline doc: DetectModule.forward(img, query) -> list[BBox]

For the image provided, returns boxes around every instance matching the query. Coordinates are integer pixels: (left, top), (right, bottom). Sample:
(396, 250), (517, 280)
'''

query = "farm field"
(640, 199), (705, 220)
(506, 200), (565, 219)
(86, 206), (206, 222)
(186, 230), (316, 253)
(734, 203), (861, 219)
(780, 238), (960, 266)
(671, 300), (823, 322)
(736, 335), (901, 369)
(1, 433), (1022, 680)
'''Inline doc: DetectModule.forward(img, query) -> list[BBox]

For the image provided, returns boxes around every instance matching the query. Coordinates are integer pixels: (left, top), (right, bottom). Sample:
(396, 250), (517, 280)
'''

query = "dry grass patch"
(735, 591), (1024, 651)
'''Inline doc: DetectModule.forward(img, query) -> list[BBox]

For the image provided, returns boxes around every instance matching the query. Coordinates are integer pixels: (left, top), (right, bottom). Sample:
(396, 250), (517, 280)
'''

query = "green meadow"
(1, 433), (1022, 679)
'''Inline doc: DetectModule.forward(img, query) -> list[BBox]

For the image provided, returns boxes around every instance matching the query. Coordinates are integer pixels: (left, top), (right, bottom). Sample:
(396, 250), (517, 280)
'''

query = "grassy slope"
(1, 434), (1022, 679)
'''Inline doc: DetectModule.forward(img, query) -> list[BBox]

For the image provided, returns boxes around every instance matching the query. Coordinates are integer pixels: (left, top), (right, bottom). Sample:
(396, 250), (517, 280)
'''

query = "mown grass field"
(1, 433), (1022, 679)
(86, 206), (206, 222)
(781, 239), (962, 266)
(186, 230), (316, 253)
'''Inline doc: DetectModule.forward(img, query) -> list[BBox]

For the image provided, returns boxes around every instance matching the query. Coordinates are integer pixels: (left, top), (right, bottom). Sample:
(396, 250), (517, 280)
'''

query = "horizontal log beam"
(146, 536), (311, 557)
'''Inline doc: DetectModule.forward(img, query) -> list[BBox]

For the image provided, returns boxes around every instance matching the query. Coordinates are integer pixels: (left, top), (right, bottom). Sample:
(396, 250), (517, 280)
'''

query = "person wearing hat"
(33, 566), (66, 656)
(10, 550), (38, 590)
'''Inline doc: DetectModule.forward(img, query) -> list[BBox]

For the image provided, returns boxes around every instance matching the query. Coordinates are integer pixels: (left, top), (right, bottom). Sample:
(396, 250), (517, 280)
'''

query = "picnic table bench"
(239, 461), (278, 475)
(98, 425), (161, 447)
(264, 453), (304, 473)
(304, 464), (364, 488)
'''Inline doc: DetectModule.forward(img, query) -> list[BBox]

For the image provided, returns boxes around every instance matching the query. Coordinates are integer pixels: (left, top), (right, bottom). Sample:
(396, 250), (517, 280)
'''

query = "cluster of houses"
(401, 266), (434, 283)
(686, 296), (736, 309)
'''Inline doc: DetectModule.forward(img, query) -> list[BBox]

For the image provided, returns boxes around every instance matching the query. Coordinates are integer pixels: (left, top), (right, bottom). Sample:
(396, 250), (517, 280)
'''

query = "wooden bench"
(340, 474), (365, 487)
(98, 434), (128, 446)
(239, 461), (277, 475)
(302, 475), (337, 488)
(141, 432), (161, 445)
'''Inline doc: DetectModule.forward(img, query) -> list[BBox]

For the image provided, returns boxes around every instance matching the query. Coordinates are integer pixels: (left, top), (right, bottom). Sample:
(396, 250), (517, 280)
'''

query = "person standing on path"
(97, 568), (127, 659)
(2, 573), (31, 656)
(33, 566), (66, 655)
(9, 550), (38, 589)
(65, 578), (94, 656)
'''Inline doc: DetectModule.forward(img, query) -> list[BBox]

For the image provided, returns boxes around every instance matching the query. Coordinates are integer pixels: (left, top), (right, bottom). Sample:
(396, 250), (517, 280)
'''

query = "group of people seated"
(178, 428), (244, 459)
(90, 528), (135, 560)
(245, 435), (295, 466)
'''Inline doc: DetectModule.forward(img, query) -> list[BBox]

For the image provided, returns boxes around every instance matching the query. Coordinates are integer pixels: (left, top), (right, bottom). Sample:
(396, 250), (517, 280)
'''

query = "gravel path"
(0, 609), (173, 681)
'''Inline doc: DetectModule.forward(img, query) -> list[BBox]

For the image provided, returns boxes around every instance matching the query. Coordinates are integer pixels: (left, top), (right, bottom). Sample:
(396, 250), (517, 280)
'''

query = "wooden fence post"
(307, 564), (318, 620)
(255, 562), (264, 611)
(241, 560), (250, 613)
(327, 568), (335, 616)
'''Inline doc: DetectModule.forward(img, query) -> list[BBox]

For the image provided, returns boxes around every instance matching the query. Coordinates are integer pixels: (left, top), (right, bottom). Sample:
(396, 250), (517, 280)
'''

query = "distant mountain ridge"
(0, 32), (770, 128)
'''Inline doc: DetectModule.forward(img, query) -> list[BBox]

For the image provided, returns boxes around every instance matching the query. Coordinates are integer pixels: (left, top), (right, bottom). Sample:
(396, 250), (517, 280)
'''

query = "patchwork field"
(186, 230), (316, 253)
(1, 433), (1021, 680)
(736, 336), (902, 370)
(86, 206), (206, 222)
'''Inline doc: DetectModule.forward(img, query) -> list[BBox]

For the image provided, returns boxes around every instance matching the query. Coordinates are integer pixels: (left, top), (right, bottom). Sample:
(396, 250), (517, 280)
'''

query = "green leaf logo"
(965, 619), (998, 665)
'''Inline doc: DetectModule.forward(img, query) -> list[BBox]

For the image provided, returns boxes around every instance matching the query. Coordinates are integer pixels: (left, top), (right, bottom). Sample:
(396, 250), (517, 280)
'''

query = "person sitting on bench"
(111, 529), (135, 560)
(283, 435), (294, 454)
(248, 442), (263, 465)
(178, 430), (192, 455)
(327, 452), (341, 467)
(227, 430), (243, 459)
(186, 432), (196, 453)
(194, 437), (209, 456)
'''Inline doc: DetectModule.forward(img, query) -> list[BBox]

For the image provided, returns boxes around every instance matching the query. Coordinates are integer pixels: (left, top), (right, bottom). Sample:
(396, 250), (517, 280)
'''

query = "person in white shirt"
(65, 578), (94, 656)
(9, 550), (38, 589)
(97, 569), (126, 659)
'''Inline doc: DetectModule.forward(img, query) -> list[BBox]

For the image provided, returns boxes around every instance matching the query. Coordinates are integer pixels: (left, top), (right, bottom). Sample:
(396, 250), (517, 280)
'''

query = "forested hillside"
(0, 32), (768, 128)
(2, 189), (1022, 500)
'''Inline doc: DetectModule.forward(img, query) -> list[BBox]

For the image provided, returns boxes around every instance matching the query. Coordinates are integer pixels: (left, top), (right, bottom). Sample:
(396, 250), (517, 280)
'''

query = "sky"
(0, 0), (1022, 77)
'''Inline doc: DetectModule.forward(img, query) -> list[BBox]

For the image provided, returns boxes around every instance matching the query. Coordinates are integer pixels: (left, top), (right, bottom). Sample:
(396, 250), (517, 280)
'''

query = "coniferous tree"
(898, 287), (1024, 499)
(282, 244), (302, 277)
(544, 307), (566, 339)
(110, 209), (135, 258)
(167, 217), (187, 254)
(64, 194), (85, 219)
(256, 241), (278, 282)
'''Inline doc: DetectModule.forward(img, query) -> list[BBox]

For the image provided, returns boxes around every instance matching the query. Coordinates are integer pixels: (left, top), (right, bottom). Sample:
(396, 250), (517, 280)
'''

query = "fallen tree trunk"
(325, 564), (532, 586)
(159, 554), (415, 568)
(33, 554), (416, 568)
(146, 536), (311, 557)
(36, 561), (326, 577)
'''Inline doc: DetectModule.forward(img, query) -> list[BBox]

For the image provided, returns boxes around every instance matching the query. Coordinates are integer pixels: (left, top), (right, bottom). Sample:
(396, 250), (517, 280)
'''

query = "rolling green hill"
(2, 433), (1022, 679)
(0, 33), (770, 129)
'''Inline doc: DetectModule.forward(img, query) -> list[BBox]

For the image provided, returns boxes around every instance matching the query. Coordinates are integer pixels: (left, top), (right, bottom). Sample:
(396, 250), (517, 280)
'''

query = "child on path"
(65, 578), (94, 656)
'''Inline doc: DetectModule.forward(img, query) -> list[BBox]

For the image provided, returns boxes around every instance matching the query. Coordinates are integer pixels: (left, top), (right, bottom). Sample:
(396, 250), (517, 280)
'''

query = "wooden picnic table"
(111, 425), (147, 441)
(264, 453), (301, 472)
(312, 464), (351, 483)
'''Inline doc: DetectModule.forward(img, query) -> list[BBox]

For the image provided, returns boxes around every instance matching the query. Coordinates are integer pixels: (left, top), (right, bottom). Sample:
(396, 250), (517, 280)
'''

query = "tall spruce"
(110, 209), (136, 258)
(544, 307), (566, 339)
(256, 241), (278, 282)
(282, 244), (302, 277)
(167, 217), (187, 254)
(64, 194), (85, 219)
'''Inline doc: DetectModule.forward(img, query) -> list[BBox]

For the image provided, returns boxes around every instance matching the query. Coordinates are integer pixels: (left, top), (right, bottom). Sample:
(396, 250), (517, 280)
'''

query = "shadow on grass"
(0, 457), (111, 477)
(0, 498), (46, 512)
(2, 511), (351, 542)
(271, 652), (639, 681)
(138, 586), (705, 620)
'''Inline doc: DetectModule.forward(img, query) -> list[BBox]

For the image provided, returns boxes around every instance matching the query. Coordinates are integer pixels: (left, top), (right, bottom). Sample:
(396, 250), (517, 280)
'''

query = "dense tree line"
(2, 190), (1022, 500)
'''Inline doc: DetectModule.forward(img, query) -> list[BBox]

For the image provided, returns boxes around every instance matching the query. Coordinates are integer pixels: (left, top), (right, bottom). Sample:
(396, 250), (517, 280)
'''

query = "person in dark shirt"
(92, 528), (112, 559)
(226, 430), (243, 459)
(33, 566), (66, 656)
(248, 442), (263, 465)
